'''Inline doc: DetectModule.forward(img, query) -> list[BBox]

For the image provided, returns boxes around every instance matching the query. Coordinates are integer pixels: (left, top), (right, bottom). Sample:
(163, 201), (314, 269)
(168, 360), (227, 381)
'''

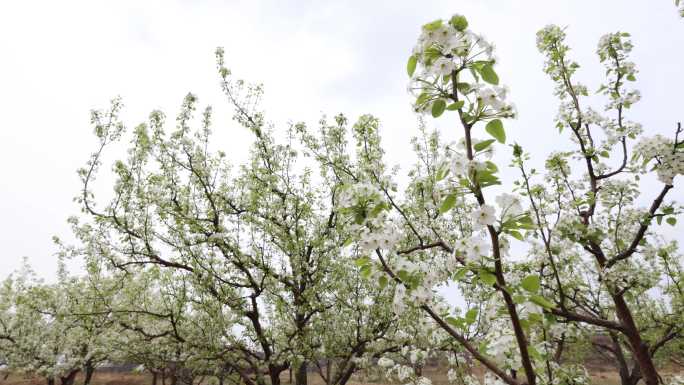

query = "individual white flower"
(450, 152), (469, 175)
(446, 32), (470, 55)
(430, 56), (456, 76)
(495, 193), (523, 219)
(471, 204), (496, 228)
(477, 87), (506, 111)
(465, 235), (491, 262)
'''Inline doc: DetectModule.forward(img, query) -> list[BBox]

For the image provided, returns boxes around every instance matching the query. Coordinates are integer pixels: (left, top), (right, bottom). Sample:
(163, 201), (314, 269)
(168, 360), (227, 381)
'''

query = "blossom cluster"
(338, 183), (403, 251)
(597, 31), (641, 111)
(379, 349), (432, 385)
(411, 15), (492, 75)
(486, 325), (521, 370)
(583, 108), (643, 148)
(634, 135), (684, 184)
(407, 15), (515, 119)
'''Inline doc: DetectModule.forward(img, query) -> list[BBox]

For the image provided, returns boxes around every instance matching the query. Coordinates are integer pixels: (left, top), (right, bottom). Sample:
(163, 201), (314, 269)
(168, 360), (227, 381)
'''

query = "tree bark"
(83, 361), (96, 385)
(269, 366), (282, 385)
(295, 362), (307, 385)
(336, 364), (355, 385)
(60, 369), (79, 385)
(612, 293), (659, 385)
(325, 360), (332, 385)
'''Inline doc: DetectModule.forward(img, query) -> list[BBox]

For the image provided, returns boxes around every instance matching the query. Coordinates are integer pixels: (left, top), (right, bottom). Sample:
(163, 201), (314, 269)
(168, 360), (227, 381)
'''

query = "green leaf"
(423, 19), (443, 31)
(666, 217), (677, 226)
(439, 193), (457, 214)
(449, 15), (468, 31)
(465, 308), (478, 324)
(529, 294), (554, 309)
(446, 316), (464, 329)
(378, 275), (388, 289)
(516, 214), (536, 230)
(528, 345), (542, 360)
(479, 271), (497, 286)
(369, 202), (386, 218)
(431, 99), (447, 118)
(475, 171), (501, 187)
(454, 268), (468, 281)
(447, 100), (465, 111)
(479, 64), (499, 85)
(360, 264), (372, 278)
(513, 143), (523, 158)
(508, 230), (524, 241)
(416, 92), (430, 107)
(407, 55), (418, 77)
(354, 257), (370, 268)
(456, 82), (471, 94)
(485, 161), (498, 173)
(474, 139), (496, 152)
(513, 294), (526, 304)
(528, 313), (544, 324)
(521, 275), (540, 293)
(485, 119), (506, 143)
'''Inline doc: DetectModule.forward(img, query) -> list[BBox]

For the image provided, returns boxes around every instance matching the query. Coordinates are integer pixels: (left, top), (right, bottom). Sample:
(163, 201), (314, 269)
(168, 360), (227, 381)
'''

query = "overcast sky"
(1, 0), (683, 280)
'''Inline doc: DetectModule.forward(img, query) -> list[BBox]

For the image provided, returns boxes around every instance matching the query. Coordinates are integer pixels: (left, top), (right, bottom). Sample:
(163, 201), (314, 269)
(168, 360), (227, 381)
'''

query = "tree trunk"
(60, 369), (79, 385)
(325, 359), (332, 385)
(179, 368), (194, 385)
(83, 361), (96, 385)
(169, 363), (178, 385)
(608, 333), (633, 385)
(612, 294), (659, 385)
(295, 362), (307, 385)
(47, 377), (56, 385)
(152, 371), (158, 385)
(335, 364), (355, 385)
(269, 368), (281, 385)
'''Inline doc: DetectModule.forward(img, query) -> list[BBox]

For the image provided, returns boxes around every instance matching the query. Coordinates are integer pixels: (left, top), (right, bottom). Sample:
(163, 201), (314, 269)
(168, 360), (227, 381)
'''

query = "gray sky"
(1, 0), (683, 280)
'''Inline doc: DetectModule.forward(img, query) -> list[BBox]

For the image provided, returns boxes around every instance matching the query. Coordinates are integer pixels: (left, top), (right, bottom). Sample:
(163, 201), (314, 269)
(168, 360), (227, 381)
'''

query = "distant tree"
(0, 260), (118, 385)
(70, 51), (404, 385)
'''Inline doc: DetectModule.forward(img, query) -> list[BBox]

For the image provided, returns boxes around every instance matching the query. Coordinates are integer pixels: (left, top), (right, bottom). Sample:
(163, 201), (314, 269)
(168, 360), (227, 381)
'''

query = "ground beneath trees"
(2, 366), (638, 385)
